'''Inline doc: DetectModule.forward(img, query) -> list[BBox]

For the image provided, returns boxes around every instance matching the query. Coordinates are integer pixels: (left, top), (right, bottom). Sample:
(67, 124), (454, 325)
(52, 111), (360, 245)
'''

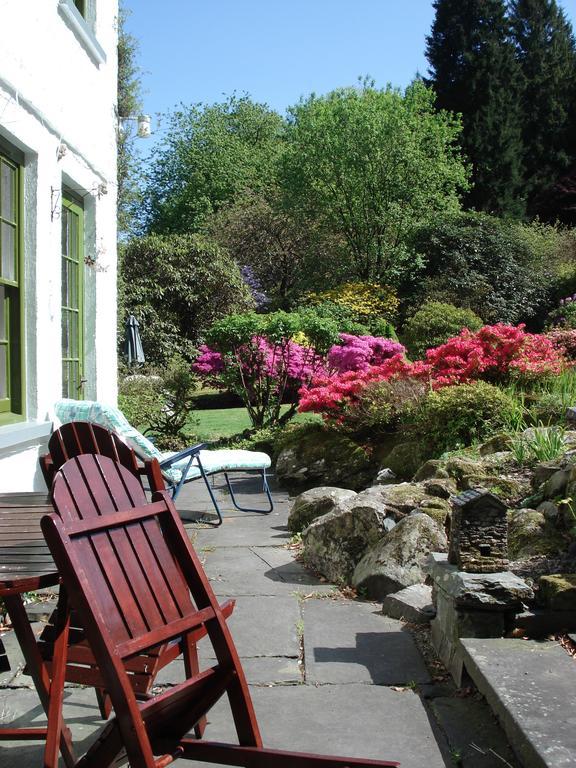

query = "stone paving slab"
(460, 637), (576, 768)
(303, 598), (431, 686)
(192, 513), (291, 547)
(200, 546), (301, 596)
(199, 595), (300, 659)
(171, 684), (446, 768)
(155, 655), (302, 687)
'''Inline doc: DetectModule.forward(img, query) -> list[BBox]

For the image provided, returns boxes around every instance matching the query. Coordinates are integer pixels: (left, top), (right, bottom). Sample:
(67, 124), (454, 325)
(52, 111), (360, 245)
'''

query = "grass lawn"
(188, 406), (320, 441)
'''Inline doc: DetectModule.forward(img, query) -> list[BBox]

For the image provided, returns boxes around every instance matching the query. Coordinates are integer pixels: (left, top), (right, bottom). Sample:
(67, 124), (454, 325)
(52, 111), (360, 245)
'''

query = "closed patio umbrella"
(124, 314), (145, 365)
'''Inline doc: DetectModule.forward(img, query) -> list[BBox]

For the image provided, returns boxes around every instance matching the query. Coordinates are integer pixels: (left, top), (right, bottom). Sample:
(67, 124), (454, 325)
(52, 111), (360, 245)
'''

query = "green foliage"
(511, 425), (567, 464)
(426, 0), (525, 217)
(282, 80), (469, 284)
(509, 0), (576, 218)
(402, 301), (483, 359)
(342, 378), (428, 438)
(118, 371), (165, 431)
(141, 95), (284, 234)
(116, 4), (144, 238)
(412, 381), (518, 455)
(209, 188), (343, 309)
(120, 233), (253, 365)
(147, 355), (198, 450)
(408, 212), (548, 324)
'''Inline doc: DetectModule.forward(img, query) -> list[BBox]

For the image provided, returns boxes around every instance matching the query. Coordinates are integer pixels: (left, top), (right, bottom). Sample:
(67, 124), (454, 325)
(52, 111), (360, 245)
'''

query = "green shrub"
(412, 381), (517, 455)
(407, 212), (549, 325)
(147, 355), (198, 450)
(118, 372), (165, 431)
(343, 378), (428, 437)
(120, 233), (253, 366)
(402, 301), (483, 359)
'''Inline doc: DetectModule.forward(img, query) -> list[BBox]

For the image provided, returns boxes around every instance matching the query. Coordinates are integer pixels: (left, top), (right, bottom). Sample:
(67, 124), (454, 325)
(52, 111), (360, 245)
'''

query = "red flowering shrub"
(299, 324), (566, 425)
(424, 324), (564, 385)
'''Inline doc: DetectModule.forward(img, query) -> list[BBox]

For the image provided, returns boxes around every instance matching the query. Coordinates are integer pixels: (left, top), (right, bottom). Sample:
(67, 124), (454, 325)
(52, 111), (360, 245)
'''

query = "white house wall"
(0, 0), (118, 490)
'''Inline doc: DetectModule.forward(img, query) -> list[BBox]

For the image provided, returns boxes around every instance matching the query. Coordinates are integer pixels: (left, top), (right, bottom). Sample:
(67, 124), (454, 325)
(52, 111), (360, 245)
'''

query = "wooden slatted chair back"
(51, 451), (147, 523)
(40, 421), (142, 489)
(51, 456), (195, 646)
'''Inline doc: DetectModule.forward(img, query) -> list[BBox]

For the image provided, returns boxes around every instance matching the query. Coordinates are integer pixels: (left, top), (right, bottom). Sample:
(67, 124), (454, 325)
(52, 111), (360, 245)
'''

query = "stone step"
(460, 637), (576, 768)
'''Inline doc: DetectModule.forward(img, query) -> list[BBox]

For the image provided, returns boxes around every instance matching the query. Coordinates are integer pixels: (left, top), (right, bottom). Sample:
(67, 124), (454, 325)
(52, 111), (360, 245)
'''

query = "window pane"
(62, 259), (69, 307)
(62, 361), (70, 399)
(1, 222), (15, 281)
(62, 312), (69, 355)
(0, 345), (7, 400)
(1, 163), (14, 222)
(0, 287), (6, 341)
(61, 208), (69, 257)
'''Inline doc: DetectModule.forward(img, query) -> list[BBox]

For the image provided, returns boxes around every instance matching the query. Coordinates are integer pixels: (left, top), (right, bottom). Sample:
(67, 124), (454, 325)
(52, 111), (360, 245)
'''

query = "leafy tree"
(509, 0), (576, 217)
(408, 212), (550, 324)
(121, 234), (254, 366)
(140, 96), (285, 235)
(117, 5), (144, 238)
(281, 80), (468, 285)
(209, 188), (343, 308)
(426, 0), (525, 217)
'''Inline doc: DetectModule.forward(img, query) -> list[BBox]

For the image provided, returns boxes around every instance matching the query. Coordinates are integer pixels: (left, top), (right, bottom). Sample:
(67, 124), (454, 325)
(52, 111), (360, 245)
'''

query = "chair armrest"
(158, 443), (208, 470)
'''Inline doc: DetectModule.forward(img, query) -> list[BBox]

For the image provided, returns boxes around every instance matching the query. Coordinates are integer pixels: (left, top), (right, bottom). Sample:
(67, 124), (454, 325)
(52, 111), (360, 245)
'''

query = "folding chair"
(53, 399), (274, 525)
(42, 454), (399, 768)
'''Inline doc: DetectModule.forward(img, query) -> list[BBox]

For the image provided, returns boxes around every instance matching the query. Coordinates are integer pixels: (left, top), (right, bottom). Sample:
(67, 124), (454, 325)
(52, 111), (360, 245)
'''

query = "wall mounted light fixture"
(119, 114), (151, 138)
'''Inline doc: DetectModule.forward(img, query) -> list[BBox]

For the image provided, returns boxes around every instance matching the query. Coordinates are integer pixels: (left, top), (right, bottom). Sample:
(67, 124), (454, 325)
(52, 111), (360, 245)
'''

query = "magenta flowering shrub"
(327, 334), (405, 373)
(193, 333), (326, 428)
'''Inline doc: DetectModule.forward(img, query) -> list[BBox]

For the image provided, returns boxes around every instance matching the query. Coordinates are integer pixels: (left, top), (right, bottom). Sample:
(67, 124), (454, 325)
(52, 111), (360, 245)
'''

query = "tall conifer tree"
(426, 0), (525, 217)
(509, 0), (576, 218)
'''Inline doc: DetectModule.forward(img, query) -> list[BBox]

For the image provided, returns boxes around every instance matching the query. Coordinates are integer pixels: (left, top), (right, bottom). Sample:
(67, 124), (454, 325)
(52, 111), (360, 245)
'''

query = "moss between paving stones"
(538, 574), (576, 610)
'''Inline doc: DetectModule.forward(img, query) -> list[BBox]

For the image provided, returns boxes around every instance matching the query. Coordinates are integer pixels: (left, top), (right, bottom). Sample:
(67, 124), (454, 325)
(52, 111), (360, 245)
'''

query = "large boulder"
(364, 482), (451, 526)
(507, 509), (565, 560)
(301, 496), (389, 584)
(376, 441), (424, 481)
(352, 512), (448, 599)
(288, 487), (356, 533)
(275, 426), (372, 491)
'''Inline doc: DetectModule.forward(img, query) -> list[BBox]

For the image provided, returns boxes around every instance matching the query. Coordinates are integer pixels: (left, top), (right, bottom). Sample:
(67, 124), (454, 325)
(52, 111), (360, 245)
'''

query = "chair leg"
(225, 470), (274, 514)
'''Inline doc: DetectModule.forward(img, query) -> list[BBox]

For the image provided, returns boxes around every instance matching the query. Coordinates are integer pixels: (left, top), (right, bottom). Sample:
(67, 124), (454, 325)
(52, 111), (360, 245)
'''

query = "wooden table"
(0, 492), (75, 766)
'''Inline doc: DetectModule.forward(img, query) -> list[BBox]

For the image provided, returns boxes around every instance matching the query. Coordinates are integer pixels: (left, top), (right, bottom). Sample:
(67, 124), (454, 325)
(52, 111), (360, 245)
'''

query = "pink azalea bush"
(299, 324), (566, 424)
(193, 336), (326, 428)
(327, 334), (405, 373)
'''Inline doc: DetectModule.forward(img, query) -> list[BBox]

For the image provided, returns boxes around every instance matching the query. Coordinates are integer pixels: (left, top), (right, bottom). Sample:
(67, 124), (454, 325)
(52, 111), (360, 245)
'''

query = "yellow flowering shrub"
(307, 282), (399, 323)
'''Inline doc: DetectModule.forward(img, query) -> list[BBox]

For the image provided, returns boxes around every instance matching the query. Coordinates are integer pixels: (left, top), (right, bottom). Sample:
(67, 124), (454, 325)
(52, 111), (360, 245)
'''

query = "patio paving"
(0, 473), (519, 767)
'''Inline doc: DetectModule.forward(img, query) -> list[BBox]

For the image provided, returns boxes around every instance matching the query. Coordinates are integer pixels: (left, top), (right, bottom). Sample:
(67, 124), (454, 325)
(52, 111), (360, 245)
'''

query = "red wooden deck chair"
(38, 434), (231, 728)
(41, 454), (399, 768)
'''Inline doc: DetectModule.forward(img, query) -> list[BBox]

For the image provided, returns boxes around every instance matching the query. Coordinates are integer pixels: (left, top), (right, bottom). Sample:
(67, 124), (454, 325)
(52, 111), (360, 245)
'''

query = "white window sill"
(0, 421), (52, 450)
(58, 0), (106, 66)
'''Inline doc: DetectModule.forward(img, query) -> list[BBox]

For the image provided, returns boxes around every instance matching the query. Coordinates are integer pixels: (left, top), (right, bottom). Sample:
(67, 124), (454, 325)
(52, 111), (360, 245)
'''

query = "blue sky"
(123, 0), (576, 138)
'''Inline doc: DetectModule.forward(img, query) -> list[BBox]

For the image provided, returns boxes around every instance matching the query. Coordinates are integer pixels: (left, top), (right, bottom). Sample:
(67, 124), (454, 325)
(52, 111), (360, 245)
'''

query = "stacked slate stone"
(448, 489), (508, 573)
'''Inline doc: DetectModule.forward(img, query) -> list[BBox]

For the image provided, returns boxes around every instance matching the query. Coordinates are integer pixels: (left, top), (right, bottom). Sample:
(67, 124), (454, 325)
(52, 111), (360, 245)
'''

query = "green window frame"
(61, 195), (85, 400)
(0, 148), (24, 423)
